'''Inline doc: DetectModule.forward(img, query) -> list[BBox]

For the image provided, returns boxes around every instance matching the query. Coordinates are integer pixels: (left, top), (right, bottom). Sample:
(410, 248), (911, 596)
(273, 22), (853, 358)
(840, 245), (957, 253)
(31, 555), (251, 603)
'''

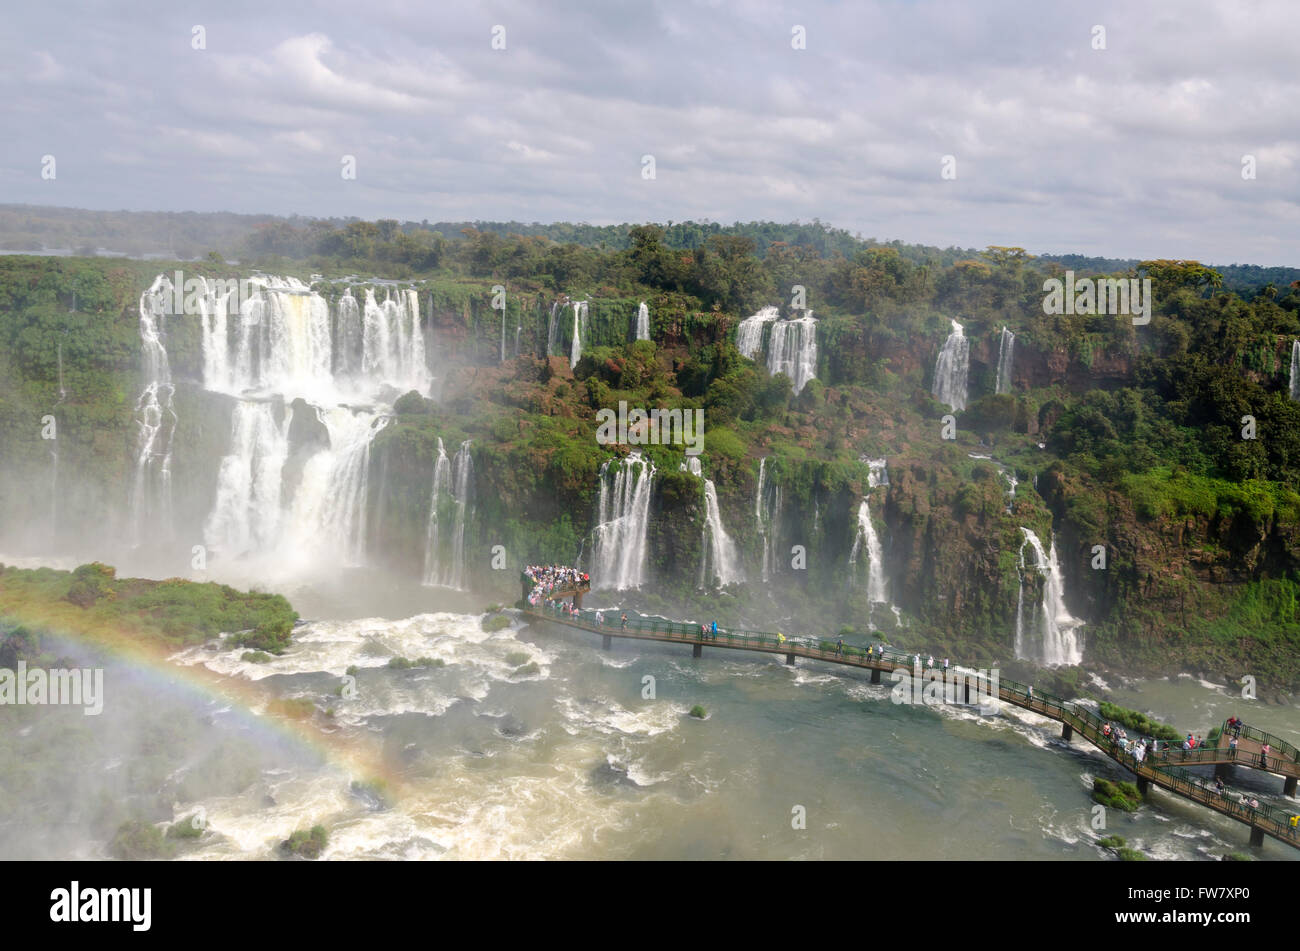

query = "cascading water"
(129, 275), (177, 544)
(995, 326), (1015, 395)
(699, 478), (744, 588)
(1291, 340), (1300, 402)
(569, 301), (589, 370)
(422, 439), (451, 586)
(849, 500), (888, 604)
(736, 306), (779, 360)
(864, 458), (889, 488)
(203, 401), (292, 558)
(932, 319), (970, 411)
(767, 313), (818, 395)
(590, 453), (655, 590)
(422, 439), (474, 589)
(282, 409), (388, 568)
(1015, 528), (1084, 666)
(546, 302), (562, 357)
(754, 458), (782, 582)
(156, 273), (434, 576)
(635, 302), (650, 341)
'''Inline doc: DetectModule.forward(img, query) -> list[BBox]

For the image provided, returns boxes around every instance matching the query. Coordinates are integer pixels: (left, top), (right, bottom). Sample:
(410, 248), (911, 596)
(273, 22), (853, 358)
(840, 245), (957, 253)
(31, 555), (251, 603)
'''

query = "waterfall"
(700, 478), (744, 588)
(336, 291), (363, 378)
(361, 287), (427, 393)
(1015, 528), (1084, 666)
(422, 439), (474, 589)
(932, 319), (970, 411)
(569, 301), (589, 370)
(422, 439), (451, 585)
(591, 452), (655, 590)
(767, 314), (819, 395)
(635, 301), (650, 341)
(849, 500), (888, 604)
(754, 458), (782, 582)
(736, 306), (779, 359)
(203, 401), (292, 557)
(129, 275), (177, 544)
(547, 302), (562, 357)
(1291, 340), (1300, 402)
(995, 326), (1015, 395)
(864, 457), (889, 488)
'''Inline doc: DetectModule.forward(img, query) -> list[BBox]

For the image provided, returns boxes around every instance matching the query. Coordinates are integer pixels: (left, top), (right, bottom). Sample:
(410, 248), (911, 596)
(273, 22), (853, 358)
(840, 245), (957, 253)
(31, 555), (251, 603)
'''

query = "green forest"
(1, 216), (1299, 692)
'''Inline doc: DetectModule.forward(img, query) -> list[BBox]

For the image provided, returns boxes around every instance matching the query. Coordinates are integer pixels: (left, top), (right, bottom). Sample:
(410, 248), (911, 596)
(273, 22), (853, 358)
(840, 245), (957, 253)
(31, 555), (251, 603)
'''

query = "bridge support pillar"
(1249, 826), (1265, 848)
(693, 644), (702, 658)
(1061, 724), (1073, 742)
(1285, 776), (1297, 798)
(602, 635), (611, 650)
(1137, 778), (1150, 796)
(573, 591), (583, 611)
(785, 653), (796, 666)
(963, 682), (971, 704)
(870, 667), (880, 684)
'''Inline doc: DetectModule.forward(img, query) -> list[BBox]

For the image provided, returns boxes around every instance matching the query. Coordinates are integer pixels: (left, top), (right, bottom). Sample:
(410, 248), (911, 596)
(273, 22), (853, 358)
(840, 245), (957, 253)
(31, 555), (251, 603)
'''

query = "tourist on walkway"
(621, 613), (628, 630)
(1261, 743), (1271, 768)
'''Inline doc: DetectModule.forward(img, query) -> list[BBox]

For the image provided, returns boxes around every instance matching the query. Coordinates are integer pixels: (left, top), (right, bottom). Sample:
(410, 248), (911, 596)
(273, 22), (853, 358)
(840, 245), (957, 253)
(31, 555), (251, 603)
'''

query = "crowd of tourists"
(524, 565), (589, 606)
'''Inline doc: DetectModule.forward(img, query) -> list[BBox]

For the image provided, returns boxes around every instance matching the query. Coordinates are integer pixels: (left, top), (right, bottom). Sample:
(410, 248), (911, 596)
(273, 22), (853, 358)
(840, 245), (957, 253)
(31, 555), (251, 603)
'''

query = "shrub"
(241, 651), (273, 664)
(1098, 702), (1184, 743)
(279, 824), (328, 859)
(689, 705), (707, 719)
(108, 819), (175, 859)
(481, 614), (511, 633)
(387, 656), (413, 669)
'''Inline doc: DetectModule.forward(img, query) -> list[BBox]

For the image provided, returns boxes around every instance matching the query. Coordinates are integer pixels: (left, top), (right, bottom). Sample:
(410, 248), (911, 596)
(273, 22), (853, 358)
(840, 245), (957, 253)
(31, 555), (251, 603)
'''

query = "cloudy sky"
(4, 0), (1298, 263)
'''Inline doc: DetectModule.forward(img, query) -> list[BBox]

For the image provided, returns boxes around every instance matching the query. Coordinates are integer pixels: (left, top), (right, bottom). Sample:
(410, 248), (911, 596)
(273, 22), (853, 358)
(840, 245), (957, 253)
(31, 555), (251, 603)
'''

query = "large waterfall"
(590, 452), (655, 590)
(995, 326), (1015, 395)
(1015, 528), (1084, 666)
(932, 319), (970, 411)
(569, 301), (589, 370)
(635, 302), (650, 341)
(423, 439), (474, 589)
(754, 458), (782, 582)
(145, 273), (434, 575)
(849, 500), (888, 604)
(130, 275), (177, 545)
(1291, 340), (1300, 402)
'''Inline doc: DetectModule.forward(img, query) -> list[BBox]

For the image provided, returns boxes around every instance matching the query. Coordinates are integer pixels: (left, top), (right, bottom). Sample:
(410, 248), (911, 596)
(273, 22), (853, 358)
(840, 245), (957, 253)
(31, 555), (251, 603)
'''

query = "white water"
(1291, 340), (1300, 402)
(129, 275), (177, 545)
(423, 440), (474, 590)
(754, 458), (782, 582)
(1015, 528), (1084, 666)
(767, 313), (819, 395)
(164, 274), (435, 577)
(864, 457), (889, 488)
(932, 319), (970, 411)
(203, 401), (292, 558)
(849, 500), (888, 604)
(635, 302), (650, 341)
(736, 306), (779, 360)
(547, 302), (562, 357)
(996, 326), (1015, 395)
(569, 301), (589, 370)
(700, 478), (744, 588)
(591, 453), (655, 590)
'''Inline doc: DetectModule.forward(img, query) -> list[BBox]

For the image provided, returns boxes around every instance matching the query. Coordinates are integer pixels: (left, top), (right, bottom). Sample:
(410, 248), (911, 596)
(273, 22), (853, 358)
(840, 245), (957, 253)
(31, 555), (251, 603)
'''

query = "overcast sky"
(3, 1), (1297, 264)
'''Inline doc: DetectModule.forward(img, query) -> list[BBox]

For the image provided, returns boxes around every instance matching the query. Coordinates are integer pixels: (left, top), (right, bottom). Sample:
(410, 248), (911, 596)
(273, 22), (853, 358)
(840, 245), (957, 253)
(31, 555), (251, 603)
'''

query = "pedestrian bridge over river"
(521, 577), (1300, 851)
